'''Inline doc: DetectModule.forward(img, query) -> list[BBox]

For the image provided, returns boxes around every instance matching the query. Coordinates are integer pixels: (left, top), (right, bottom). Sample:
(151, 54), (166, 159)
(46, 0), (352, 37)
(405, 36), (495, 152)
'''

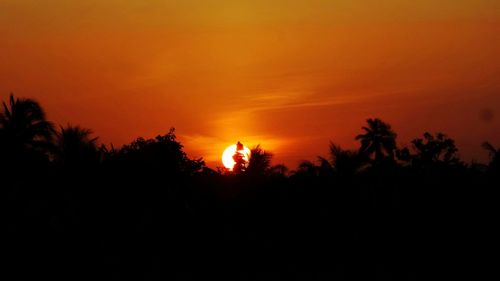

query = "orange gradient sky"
(1, 0), (500, 167)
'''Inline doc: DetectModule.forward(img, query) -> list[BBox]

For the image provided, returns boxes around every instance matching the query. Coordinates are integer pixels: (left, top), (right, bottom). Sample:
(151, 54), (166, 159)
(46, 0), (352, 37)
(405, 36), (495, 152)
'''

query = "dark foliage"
(0, 94), (54, 171)
(2, 95), (496, 280)
(405, 132), (460, 167)
(356, 118), (397, 164)
(54, 125), (100, 168)
(232, 141), (249, 174)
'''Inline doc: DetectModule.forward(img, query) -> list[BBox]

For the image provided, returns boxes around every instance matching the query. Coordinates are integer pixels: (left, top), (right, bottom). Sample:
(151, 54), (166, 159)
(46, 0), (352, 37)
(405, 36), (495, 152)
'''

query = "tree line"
(2, 94), (496, 280)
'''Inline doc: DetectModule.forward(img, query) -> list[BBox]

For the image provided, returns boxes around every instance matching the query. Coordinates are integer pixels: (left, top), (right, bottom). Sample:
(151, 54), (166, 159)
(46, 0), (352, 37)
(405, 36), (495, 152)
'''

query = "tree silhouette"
(116, 128), (205, 176)
(355, 118), (397, 163)
(232, 141), (248, 174)
(295, 143), (364, 179)
(482, 142), (500, 172)
(317, 156), (334, 177)
(329, 142), (364, 177)
(410, 132), (459, 166)
(55, 125), (99, 167)
(267, 164), (288, 177)
(3, 94), (495, 280)
(0, 94), (54, 167)
(295, 160), (319, 177)
(246, 145), (273, 176)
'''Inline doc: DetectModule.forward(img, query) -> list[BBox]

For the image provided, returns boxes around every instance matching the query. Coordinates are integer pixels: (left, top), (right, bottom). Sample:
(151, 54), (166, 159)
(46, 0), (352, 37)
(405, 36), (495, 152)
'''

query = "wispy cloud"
(236, 90), (386, 116)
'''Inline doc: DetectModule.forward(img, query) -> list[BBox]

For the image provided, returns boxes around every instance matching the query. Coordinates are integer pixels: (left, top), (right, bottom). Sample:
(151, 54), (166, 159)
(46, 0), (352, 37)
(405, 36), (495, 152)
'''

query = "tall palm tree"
(0, 94), (54, 158)
(55, 125), (99, 166)
(355, 118), (397, 163)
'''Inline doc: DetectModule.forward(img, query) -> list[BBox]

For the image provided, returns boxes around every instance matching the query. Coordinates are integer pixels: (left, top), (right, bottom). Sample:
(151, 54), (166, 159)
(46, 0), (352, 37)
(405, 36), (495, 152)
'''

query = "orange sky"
(1, 0), (500, 167)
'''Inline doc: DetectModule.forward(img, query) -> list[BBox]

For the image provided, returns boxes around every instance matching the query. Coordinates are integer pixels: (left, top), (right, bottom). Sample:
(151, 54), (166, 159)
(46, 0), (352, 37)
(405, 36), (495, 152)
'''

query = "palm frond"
(482, 142), (497, 156)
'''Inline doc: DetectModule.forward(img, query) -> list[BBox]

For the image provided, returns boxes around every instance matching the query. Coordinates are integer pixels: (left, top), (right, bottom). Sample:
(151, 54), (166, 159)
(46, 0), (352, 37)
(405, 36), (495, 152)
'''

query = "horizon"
(0, 92), (495, 169)
(1, 0), (499, 167)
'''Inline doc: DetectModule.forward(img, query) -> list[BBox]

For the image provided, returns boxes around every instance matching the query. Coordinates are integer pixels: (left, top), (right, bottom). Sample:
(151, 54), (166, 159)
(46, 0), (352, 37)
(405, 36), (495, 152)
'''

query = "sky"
(1, 0), (500, 167)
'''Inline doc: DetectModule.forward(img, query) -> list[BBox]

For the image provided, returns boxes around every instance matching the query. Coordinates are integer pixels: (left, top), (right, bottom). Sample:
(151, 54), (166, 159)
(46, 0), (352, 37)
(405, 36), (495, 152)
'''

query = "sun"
(222, 144), (251, 170)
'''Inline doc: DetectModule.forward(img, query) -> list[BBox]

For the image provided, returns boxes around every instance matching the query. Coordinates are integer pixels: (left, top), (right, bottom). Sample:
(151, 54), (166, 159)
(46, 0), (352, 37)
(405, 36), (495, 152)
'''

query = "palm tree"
(329, 142), (364, 177)
(355, 118), (397, 163)
(0, 94), (54, 161)
(246, 145), (273, 176)
(55, 125), (99, 167)
(317, 156), (334, 177)
(482, 142), (500, 171)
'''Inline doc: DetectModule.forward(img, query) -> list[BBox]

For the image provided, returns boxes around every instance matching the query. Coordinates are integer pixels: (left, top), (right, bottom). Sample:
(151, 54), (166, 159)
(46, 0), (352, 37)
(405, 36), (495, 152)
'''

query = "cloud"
(237, 89), (396, 116)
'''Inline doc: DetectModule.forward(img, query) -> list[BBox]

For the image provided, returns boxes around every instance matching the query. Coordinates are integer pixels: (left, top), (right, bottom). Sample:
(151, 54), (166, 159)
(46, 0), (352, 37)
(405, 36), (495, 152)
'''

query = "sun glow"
(222, 144), (251, 170)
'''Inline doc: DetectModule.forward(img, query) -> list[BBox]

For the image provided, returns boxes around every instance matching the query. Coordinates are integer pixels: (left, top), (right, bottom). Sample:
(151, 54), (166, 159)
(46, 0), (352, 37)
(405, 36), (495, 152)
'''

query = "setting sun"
(222, 143), (251, 170)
